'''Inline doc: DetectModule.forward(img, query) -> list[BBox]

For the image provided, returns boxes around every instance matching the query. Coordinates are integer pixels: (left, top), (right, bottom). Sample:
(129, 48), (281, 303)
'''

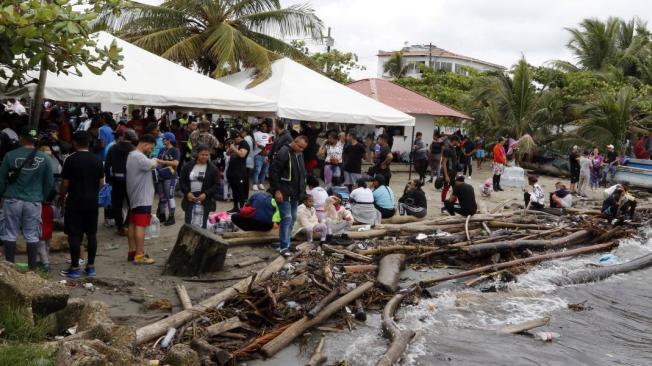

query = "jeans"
(252, 155), (269, 185)
(324, 164), (341, 189)
(278, 199), (298, 251)
(157, 178), (177, 217)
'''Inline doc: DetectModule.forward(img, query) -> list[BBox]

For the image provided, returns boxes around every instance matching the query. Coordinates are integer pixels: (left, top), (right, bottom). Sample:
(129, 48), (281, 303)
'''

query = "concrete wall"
(377, 55), (501, 79)
(391, 114), (436, 155)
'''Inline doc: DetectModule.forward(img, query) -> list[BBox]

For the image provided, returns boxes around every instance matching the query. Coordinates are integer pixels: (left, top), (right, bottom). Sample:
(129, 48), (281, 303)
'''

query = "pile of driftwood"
(135, 209), (652, 365)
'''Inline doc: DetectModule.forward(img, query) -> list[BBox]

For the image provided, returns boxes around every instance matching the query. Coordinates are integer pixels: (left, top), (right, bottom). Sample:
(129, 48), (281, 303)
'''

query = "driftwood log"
(465, 230), (591, 256)
(552, 252), (652, 286)
(175, 285), (192, 310)
(376, 254), (406, 293)
(497, 316), (550, 334)
(260, 281), (374, 358)
(343, 264), (378, 274)
(136, 256), (286, 345)
(419, 241), (617, 288)
(308, 288), (340, 319)
(376, 293), (415, 366)
(354, 299), (367, 322)
(221, 230), (276, 239)
(164, 224), (228, 276)
(206, 316), (246, 337)
(322, 244), (373, 263)
(305, 335), (327, 366)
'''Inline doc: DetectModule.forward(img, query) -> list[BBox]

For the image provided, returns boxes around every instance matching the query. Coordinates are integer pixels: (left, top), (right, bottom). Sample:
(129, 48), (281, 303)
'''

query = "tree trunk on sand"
(306, 335), (327, 366)
(419, 241), (616, 288)
(496, 316), (550, 334)
(376, 293), (415, 366)
(205, 316), (246, 337)
(221, 230), (276, 239)
(381, 215), (423, 225)
(307, 288), (340, 319)
(343, 265), (378, 274)
(136, 256), (286, 345)
(175, 285), (192, 310)
(164, 224), (228, 276)
(376, 254), (406, 293)
(551, 252), (652, 286)
(260, 281), (374, 358)
(30, 59), (48, 128)
(464, 230), (590, 256)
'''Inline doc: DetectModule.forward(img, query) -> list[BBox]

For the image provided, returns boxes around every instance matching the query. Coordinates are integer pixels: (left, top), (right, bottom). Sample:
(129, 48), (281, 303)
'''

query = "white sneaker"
(252, 185), (259, 191)
(258, 184), (265, 190)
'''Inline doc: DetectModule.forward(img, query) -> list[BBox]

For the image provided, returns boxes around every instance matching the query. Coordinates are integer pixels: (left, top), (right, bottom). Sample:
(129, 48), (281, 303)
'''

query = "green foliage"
(0, 0), (124, 89)
(310, 49), (365, 84)
(383, 52), (407, 79)
(0, 305), (54, 342)
(98, 0), (323, 85)
(0, 343), (55, 366)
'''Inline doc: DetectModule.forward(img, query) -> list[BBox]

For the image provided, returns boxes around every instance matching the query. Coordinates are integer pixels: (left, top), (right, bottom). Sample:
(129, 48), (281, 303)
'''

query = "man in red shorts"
(126, 134), (159, 264)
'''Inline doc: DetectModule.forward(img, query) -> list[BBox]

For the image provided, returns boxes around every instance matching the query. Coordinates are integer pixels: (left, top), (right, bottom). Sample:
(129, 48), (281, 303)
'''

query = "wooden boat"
(614, 158), (652, 190)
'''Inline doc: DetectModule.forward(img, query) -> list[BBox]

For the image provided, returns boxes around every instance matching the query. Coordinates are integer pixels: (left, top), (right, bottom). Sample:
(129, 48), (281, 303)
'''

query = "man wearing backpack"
(0, 127), (54, 269)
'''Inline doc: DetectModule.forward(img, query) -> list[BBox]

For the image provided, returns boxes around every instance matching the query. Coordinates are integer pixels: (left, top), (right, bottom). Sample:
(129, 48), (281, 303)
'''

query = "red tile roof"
(347, 78), (472, 120)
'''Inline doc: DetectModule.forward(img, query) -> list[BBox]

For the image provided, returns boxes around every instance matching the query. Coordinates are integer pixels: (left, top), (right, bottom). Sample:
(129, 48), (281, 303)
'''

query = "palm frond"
(237, 4), (323, 39)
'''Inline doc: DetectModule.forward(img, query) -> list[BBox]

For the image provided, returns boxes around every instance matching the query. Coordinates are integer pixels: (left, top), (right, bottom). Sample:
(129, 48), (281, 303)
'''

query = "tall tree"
(0, 0), (124, 126)
(566, 17), (622, 71)
(310, 49), (365, 84)
(383, 52), (407, 79)
(98, 0), (323, 84)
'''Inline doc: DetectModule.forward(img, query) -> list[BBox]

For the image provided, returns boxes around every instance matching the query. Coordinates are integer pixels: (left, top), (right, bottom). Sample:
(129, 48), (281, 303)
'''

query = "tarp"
(4, 32), (275, 113)
(220, 58), (415, 126)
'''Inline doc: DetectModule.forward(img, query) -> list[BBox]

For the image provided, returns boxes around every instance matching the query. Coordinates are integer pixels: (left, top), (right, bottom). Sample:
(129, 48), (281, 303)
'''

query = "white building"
(377, 44), (504, 79)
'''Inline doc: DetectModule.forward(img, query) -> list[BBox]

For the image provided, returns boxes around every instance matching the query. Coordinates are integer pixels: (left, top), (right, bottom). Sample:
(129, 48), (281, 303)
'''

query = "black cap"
(455, 175), (465, 182)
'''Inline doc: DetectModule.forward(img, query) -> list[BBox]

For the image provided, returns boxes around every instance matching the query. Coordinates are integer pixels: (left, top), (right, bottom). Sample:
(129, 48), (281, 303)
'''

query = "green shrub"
(0, 305), (54, 342)
(0, 343), (55, 366)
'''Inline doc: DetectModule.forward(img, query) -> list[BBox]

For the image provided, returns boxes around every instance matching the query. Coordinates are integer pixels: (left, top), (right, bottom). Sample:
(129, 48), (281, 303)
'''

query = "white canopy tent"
(220, 58), (415, 126)
(4, 32), (276, 113)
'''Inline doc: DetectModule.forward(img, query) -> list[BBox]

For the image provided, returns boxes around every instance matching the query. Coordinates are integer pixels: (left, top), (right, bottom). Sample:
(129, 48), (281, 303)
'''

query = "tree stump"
(163, 224), (228, 277)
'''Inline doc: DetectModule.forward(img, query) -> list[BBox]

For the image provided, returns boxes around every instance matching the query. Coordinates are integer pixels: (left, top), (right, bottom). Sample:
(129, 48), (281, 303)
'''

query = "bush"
(0, 343), (55, 366)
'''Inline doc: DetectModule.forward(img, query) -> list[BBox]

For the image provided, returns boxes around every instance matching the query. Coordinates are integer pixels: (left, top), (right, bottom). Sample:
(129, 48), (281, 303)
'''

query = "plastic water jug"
(150, 215), (160, 238)
(191, 203), (204, 227)
(501, 166), (526, 188)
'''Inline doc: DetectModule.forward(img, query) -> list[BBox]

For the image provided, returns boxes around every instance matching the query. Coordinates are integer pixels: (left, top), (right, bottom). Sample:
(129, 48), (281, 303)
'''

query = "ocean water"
(306, 228), (652, 366)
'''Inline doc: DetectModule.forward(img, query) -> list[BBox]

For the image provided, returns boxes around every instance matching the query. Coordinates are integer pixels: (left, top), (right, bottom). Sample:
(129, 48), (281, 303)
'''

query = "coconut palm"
(98, 0), (323, 83)
(383, 52), (407, 79)
(473, 57), (540, 138)
(565, 17), (622, 71)
(572, 86), (636, 151)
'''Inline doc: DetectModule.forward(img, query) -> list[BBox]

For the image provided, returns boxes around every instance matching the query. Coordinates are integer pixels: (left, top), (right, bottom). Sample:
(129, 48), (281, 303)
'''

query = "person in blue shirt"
(371, 174), (396, 219)
(97, 115), (115, 161)
(231, 192), (280, 231)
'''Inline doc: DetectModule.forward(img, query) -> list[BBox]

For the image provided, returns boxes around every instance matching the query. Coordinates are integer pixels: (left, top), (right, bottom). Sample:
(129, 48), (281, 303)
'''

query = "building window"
(435, 61), (452, 72)
(455, 64), (469, 75)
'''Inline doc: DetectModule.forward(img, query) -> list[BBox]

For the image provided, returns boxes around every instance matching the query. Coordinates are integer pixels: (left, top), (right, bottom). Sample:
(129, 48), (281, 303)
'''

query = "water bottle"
(191, 203), (204, 227)
(535, 331), (560, 342)
(160, 327), (176, 349)
(150, 215), (160, 238)
(144, 215), (152, 240)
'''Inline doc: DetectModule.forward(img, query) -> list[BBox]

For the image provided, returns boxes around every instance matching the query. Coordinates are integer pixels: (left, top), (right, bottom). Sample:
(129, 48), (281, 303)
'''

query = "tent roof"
(220, 58), (415, 126)
(347, 78), (471, 120)
(7, 32), (275, 112)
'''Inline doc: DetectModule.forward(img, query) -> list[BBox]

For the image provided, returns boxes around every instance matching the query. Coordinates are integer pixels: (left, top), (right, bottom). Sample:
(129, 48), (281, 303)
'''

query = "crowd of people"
(0, 98), (641, 271)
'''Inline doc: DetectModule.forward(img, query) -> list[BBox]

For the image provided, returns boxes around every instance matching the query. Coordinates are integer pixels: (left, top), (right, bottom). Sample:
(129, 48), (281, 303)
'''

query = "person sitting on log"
(298, 194), (328, 244)
(371, 174), (396, 219)
(602, 187), (636, 222)
(325, 194), (353, 242)
(230, 192), (280, 232)
(603, 182), (629, 199)
(398, 179), (427, 218)
(444, 175), (477, 216)
(306, 175), (328, 223)
(524, 175), (545, 210)
(350, 178), (381, 225)
(550, 182), (572, 209)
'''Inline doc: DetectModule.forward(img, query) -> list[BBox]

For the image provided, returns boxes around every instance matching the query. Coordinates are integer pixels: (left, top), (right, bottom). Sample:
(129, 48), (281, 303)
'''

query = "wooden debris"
(260, 281), (374, 358)
(190, 338), (232, 365)
(354, 299), (367, 322)
(175, 285), (193, 310)
(205, 316), (246, 337)
(322, 244), (374, 263)
(376, 293), (415, 366)
(552, 252), (652, 285)
(164, 224), (228, 276)
(497, 316), (550, 334)
(376, 254), (406, 293)
(465, 229), (591, 256)
(305, 335), (327, 366)
(343, 264), (378, 274)
(308, 288), (340, 319)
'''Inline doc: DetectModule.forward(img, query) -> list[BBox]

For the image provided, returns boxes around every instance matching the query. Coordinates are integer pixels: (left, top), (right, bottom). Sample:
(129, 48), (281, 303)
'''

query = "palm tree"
(573, 86), (636, 151)
(98, 0), (323, 83)
(565, 17), (621, 71)
(383, 52), (407, 79)
(472, 57), (540, 138)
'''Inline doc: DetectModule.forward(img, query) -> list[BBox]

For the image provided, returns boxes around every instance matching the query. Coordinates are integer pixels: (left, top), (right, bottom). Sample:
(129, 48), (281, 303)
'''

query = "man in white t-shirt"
(5, 98), (26, 115)
(252, 121), (272, 190)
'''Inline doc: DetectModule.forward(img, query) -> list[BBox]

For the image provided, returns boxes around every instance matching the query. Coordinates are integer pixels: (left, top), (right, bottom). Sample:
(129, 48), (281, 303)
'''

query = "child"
(524, 175), (545, 210)
(480, 177), (493, 197)
(298, 195), (328, 244)
(325, 194), (353, 241)
(328, 176), (350, 208)
(306, 175), (328, 222)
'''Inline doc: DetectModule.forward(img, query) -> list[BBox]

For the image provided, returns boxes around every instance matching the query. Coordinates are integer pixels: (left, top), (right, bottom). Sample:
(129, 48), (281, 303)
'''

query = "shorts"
(1, 198), (42, 242)
(476, 149), (486, 159)
(129, 206), (152, 227)
(570, 171), (580, 184)
(343, 171), (362, 186)
(64, 208), (99, 237)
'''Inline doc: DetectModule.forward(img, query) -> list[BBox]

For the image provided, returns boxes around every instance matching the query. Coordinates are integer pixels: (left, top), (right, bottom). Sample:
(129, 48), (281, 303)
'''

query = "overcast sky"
(137, 0), (651, 79)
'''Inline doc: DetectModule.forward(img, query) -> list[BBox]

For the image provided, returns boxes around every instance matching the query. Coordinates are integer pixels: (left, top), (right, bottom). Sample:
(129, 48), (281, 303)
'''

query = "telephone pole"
(428, 42), (433, 68)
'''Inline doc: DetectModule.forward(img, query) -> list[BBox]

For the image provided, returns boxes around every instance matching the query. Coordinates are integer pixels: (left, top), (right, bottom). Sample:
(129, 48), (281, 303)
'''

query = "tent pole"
(408, 127), (415, 180)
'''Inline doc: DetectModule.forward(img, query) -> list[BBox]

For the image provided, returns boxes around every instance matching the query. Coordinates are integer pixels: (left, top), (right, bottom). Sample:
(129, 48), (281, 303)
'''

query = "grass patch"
(0, 305), (53, 342)
(0, 343), (55, 366)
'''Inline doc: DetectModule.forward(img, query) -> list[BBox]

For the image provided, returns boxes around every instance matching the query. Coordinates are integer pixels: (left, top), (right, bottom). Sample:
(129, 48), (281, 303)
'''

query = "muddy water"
(259, 228), (652, 365)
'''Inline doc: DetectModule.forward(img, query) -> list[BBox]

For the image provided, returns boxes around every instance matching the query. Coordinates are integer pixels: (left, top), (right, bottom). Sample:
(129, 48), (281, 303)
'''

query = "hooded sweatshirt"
(105, 140), (134, 183)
